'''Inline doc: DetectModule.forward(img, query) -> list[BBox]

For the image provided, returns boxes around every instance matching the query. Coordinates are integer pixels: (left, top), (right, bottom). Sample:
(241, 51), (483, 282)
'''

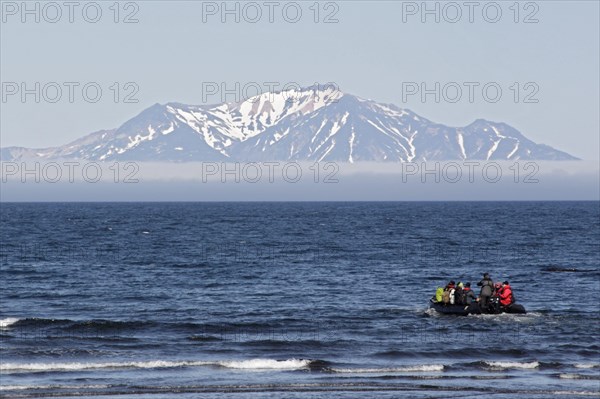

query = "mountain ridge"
(0, 87), (579, 162)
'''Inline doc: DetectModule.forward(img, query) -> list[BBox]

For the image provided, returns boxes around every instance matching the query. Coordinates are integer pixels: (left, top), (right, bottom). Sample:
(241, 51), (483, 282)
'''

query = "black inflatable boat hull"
(429, 300), (526, 315)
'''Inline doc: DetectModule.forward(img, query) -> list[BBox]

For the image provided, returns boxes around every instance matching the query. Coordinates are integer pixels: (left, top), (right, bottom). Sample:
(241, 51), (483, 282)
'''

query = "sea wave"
(466, 312), (541, 322)
(219, 359), (312, 370)
(0, 386), (29, 391)
(575, 363), (600, 369)
(551, 391), (600, 396)
(0, 360), (205, 373)
(558, 373), (600, 380)
(0, 358), (314, 374)
(484, 361), (540, 370)
(0, 317), (20, 328)
(0, 384), (109, 391)
(0, 317), (158, 337)
(331, 364), (445, 373)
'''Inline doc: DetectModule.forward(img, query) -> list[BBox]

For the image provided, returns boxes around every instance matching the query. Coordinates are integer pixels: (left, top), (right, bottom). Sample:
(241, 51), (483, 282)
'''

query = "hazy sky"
(1, 1), (599, 160)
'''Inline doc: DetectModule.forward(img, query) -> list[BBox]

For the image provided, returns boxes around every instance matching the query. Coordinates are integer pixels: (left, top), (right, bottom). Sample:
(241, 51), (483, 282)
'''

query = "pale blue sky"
(1, 1), (599, 159)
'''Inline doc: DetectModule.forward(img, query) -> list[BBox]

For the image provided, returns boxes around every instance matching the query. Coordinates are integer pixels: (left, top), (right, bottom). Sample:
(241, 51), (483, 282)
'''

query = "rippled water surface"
(1, 202), (599, 398)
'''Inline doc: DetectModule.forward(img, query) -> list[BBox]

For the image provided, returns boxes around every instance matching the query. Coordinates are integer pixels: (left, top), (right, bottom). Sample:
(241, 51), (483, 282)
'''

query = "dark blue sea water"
(1, 202), (599, 398)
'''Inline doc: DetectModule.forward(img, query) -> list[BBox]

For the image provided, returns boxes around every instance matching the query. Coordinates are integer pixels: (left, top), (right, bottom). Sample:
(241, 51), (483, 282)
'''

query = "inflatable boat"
(429, 298), (526, 315)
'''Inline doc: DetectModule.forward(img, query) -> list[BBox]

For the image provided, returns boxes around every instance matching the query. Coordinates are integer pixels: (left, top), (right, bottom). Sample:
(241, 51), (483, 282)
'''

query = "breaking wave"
(0, 358), (316, 374)
(575, 363), (600, 369)
(483, 361), (540, 370)
(0, 317), (20, 328)
(331, 364), (445, 373)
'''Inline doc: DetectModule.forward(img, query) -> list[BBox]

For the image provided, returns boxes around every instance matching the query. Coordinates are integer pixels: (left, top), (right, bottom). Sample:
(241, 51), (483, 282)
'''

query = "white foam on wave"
(1, 358), (311, 373)
(424, 308), (439, 317)
(552, 390), (599, 396)
(332, 364), (445, 373)
(0, 384), (109, 391)
(467, 313), (539, 323)
(559, 374), (586, 379)
(0, 386), (30, 391)
(219, 359), (311, 370)
(575, 363), (600, 369)
(0, 360), (207, 373)
(524, 312), (543, 317)
(0, 317), (20, 328)
(485, 361), (539, 370)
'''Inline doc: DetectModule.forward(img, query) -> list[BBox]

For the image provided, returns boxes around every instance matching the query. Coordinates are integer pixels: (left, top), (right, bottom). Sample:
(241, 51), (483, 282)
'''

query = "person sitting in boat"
(454, 282), (465, 305)
(463, 282), (476, 305)
(443, 281), (456, 305)
(499, 281), (514, 307)
(477, 273), (494, 310)
(493, 282), (503, 296)
(487, 282), (503, 313)
(433, 287), (444, 303)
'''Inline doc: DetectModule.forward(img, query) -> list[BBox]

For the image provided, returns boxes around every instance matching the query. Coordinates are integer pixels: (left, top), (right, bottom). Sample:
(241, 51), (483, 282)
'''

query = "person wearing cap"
(499, 281), (514, 307)
(463, 282), (476, 305)
(477, 272), (494, 311)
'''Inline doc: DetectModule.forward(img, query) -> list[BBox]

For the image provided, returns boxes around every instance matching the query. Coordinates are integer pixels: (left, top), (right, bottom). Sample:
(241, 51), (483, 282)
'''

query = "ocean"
(1, 201), (599, 398)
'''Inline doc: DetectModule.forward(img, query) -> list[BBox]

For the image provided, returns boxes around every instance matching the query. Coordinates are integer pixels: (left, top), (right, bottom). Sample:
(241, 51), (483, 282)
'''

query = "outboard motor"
(488, 296), (501, 314)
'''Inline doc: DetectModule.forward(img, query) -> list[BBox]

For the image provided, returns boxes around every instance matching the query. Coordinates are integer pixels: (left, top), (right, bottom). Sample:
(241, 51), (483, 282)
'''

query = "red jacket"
(499, 285), (513, 306)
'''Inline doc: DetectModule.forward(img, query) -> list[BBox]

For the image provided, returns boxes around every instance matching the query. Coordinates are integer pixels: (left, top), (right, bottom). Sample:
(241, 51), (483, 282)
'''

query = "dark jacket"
(477, 277), (494, 296)
(463, 287), (476, 304)
(454, 287), (464, 304)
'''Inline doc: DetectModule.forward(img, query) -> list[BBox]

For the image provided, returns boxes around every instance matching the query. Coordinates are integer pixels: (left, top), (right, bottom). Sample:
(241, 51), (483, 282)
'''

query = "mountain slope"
(0, 87), (578, 162)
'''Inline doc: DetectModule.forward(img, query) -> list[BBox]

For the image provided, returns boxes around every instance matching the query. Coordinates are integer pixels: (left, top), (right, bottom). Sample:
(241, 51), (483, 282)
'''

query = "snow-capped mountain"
(0, 86), (578, 162)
